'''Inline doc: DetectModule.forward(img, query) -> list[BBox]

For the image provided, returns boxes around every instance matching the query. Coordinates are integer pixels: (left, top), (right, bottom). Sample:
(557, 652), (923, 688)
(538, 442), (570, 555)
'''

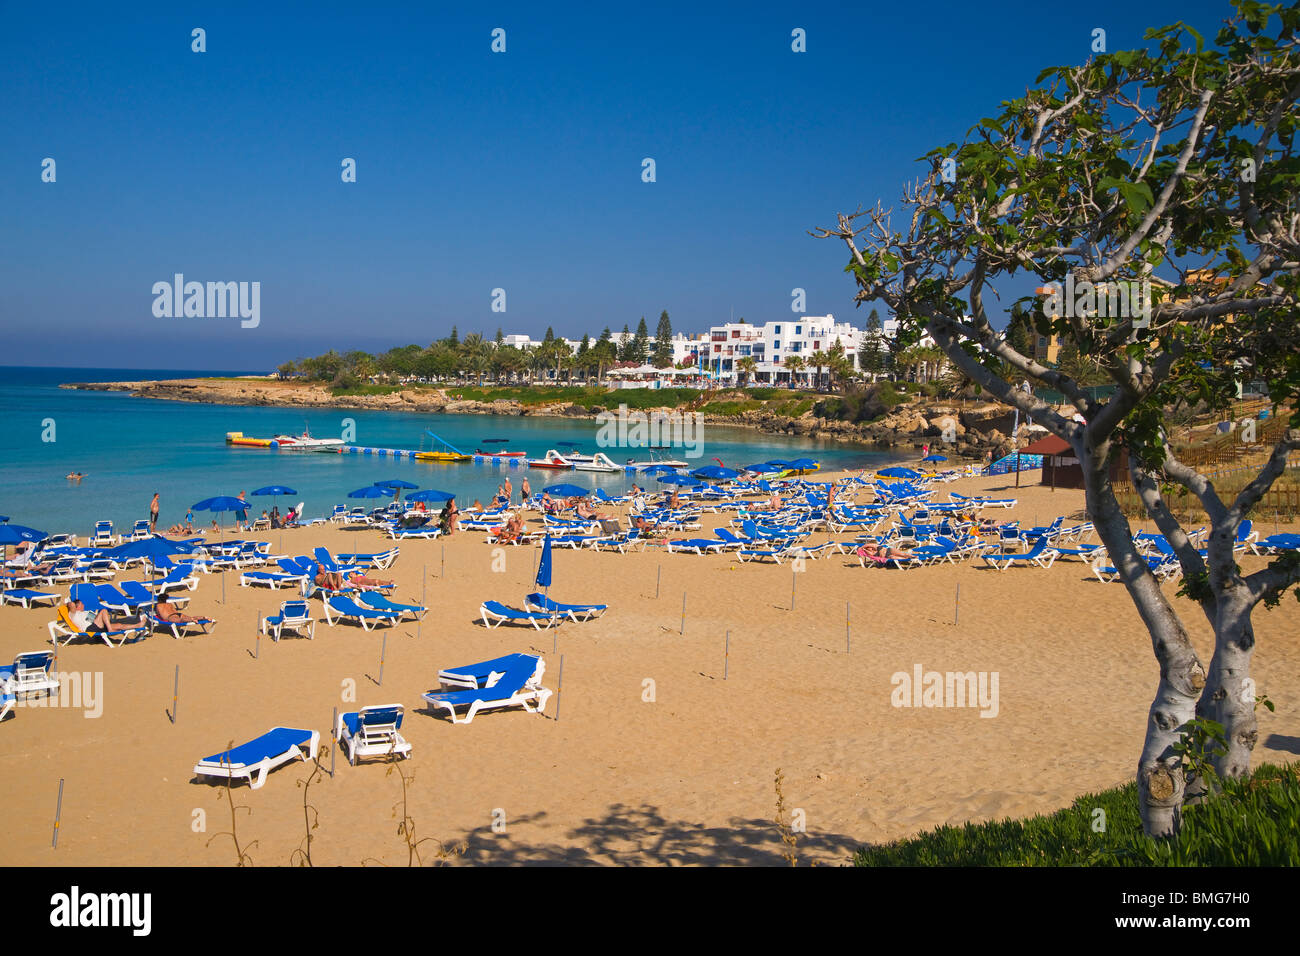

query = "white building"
(682, 315), (865, 386)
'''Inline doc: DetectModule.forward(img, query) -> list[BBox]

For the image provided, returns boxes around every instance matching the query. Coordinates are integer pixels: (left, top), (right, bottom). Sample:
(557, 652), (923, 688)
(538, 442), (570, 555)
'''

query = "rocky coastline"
(63, 378), (1025, 459)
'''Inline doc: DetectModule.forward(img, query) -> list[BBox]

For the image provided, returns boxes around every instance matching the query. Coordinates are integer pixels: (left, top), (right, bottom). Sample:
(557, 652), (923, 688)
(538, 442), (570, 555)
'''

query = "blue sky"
(0, 0), (1233, 371)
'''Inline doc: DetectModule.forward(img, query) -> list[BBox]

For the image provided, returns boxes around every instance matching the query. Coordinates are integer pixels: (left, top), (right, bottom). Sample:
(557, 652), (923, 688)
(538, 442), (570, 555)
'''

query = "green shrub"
(856, 763), (1300, 866)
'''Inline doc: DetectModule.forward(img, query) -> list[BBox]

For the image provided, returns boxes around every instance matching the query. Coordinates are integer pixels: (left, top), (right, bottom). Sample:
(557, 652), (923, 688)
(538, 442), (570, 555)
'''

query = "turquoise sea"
(0, 367), (892, 537)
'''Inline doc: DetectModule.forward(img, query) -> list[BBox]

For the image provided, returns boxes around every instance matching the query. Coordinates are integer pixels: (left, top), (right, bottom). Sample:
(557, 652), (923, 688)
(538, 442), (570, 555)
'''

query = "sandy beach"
(3, 469), (1298, 866)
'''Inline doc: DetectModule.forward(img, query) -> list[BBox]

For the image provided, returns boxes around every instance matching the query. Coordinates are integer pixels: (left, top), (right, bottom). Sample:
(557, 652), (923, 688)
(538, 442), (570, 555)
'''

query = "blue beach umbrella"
(192, 495), (249, 518)
(640, 464), (678, 475)
(251, 485), (297, 498)
(190, 496), (249, 603)
(348, 485), (393, 499)
(374, 478), (418, 503)
(790, 458), (819, 470)
(657, 474), (702, 486)
(252, 486), (298, 547)
(543, 483), (591, 498)
(744, 463), (783, 474)
(691, 466), (740, 481)
(535, 534), (553, 591)
(407, 489), (455, 503)
(922, 455), (948, 463)
(878, 467), (922, 479)
(0, 524), (48, 545)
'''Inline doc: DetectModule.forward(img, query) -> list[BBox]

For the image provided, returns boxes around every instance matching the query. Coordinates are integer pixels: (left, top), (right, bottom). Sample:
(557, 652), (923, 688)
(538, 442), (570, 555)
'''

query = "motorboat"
(573, 452), (622, 473)
(527, 450), (574, 470)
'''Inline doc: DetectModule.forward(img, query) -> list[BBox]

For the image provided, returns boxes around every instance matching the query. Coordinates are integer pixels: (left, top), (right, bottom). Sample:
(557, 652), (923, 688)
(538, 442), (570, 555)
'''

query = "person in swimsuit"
(149, 493), (160, 532)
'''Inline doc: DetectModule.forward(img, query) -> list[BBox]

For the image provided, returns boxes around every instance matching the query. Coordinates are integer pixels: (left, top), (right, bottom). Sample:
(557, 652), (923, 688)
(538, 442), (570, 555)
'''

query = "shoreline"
(60, 377), (1008, 459)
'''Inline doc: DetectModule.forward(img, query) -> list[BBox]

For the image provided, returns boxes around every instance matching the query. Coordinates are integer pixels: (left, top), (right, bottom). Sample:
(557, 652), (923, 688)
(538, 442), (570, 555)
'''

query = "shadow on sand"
(453, 803), (862, 866)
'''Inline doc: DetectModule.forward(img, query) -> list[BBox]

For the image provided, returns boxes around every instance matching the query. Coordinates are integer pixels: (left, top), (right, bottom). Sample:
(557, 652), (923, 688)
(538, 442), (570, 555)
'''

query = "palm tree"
(783, 354), (805, 389)
(736, 356), (757, 388)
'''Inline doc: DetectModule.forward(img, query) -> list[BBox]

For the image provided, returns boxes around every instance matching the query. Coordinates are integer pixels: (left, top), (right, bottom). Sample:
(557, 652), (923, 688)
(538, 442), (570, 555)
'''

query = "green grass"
(329, 383), (408, 397)
(697, 400), (762, 416)
(856, 763), (1300, 866)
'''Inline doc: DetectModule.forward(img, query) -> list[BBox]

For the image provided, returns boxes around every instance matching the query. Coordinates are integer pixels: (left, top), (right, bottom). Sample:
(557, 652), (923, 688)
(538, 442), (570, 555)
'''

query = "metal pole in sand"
(417, 565), (426, 639)
(656, 565), (661, 599)
(441, 544), (446, 579)
(254, 614), (260, 659)
(554, 654), (564, 721)
(680, 593), (686, 635)
(170, 664), (179, 724)
(724, 630), (729, 680)
(791, 570), (796, 611)
(378, 633), (387, 686)
(954, 583), (961, 627)
(52, 778), (64, 848)
(329, 707), (337, 778)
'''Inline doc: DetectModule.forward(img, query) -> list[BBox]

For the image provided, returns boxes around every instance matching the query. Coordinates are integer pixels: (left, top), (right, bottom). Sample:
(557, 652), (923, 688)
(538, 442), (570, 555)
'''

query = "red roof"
(1020, 434), (1071, 456)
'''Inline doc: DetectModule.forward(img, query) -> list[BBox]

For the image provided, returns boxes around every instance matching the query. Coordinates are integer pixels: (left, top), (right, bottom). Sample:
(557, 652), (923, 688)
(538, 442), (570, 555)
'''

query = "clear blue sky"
(0, 0), (1232, 371)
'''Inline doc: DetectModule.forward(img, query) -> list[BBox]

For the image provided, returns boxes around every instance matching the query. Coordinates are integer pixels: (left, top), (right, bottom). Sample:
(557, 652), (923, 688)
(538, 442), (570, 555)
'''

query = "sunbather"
(155, 598), (212, 626)
(856, 542), (916, 561)
(316, 567), (393, 590)
(493, 514), (526, 543)
(66, 598), (145, 633)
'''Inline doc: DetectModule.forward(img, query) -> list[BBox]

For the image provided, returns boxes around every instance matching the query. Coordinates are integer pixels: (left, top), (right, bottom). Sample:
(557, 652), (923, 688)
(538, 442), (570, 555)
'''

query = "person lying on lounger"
(315, 568), (394, 590)
(66, 599), (144, 633)
(492, 514), (526, 543)
(155, 598), (212, 626)
(855, 542), (916, 561)
(574, 500), (608, 521)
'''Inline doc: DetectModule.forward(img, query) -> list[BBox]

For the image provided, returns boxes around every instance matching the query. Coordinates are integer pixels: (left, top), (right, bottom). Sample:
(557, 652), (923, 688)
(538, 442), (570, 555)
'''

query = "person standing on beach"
(149, 493), (160, 532)
(235, 490), (248, 531)
(521, 476), (531, 503)
(503, 476), (513, 505)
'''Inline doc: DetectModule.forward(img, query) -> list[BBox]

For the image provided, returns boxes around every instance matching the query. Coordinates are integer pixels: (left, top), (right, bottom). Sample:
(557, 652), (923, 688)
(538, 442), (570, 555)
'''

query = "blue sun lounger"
(479, 600), (561, 629)
(979, 537), (1058, 571)
(334, 704), (411, 764)
(0, 588), (61, 609)
(193, 727), (320, 789)
(148, 610), (216, 639)
(261, 600), (315, 641)
(524, 592), (607, 622)
(336, 548), (400, 570)
(324, 594), (402, 630)
(357, 591), (425, 620)
(422, 654), (551, 725)
(436, 652), (536, 689)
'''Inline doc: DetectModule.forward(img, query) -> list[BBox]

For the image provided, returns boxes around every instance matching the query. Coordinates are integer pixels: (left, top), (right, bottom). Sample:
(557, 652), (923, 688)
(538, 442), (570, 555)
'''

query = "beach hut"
(1020, 434), (1128, 491)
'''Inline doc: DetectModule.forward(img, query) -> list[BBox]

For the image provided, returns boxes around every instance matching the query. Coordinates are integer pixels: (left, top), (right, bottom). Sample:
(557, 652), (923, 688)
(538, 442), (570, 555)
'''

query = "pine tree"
(448, 326), (459, 348)
(632, 316), (650, 364)
(653, 310), (673, 367)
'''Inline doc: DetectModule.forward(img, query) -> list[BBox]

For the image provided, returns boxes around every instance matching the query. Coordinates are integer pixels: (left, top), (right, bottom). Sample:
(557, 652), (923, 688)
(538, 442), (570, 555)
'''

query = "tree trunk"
(1197, 591), (1259, 784)
(1080, 441), (1205, 837)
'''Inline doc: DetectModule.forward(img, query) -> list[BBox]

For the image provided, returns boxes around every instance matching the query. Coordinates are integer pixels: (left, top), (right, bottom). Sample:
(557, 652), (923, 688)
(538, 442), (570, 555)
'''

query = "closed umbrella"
(536, 534), (553, 591)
